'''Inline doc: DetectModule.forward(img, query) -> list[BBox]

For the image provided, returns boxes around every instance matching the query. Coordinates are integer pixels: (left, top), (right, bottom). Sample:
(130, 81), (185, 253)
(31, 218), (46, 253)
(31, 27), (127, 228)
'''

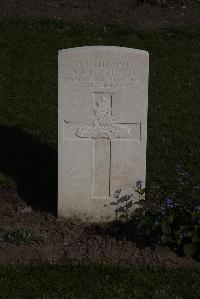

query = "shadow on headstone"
(0, 125), (57, 216)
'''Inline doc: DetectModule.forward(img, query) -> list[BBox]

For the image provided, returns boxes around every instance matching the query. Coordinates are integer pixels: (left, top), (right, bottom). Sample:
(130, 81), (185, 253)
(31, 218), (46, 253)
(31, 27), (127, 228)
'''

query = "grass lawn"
(0, 20), (199, 200)
(0, 263), (200, 298)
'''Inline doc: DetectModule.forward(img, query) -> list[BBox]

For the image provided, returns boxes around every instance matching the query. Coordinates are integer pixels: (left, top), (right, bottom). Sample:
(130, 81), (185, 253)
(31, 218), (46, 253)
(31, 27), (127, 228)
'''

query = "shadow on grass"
(0, 125), (57, 216)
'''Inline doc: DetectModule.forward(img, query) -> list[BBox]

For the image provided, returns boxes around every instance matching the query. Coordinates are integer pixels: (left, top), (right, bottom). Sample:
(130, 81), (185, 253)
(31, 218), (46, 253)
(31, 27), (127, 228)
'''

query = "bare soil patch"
(0, 189), (199, 268)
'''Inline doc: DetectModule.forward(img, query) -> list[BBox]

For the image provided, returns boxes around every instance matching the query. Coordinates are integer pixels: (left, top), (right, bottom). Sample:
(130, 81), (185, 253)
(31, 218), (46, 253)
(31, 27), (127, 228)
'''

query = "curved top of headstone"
(59, 46), (149, 56)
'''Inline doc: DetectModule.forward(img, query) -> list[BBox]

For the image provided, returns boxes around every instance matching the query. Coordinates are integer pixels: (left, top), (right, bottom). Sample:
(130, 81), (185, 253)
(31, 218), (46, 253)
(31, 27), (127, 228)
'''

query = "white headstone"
(58, 46), (149, 222)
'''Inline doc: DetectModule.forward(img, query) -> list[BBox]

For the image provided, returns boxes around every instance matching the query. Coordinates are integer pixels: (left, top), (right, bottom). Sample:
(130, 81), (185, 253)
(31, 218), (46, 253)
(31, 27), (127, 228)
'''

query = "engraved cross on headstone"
(64, 92), (141, 199)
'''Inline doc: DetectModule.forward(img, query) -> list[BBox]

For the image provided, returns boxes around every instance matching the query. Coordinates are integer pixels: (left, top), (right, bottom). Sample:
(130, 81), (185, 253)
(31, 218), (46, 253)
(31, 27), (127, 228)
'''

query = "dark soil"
(0, 189), (199, 268)
(0, 0), (200, 31)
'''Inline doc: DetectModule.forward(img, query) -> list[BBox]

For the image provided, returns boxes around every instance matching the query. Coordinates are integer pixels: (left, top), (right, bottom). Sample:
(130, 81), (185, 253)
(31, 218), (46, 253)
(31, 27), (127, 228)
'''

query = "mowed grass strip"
(0, 264), (200, 298)
(0, 21), (199, 196)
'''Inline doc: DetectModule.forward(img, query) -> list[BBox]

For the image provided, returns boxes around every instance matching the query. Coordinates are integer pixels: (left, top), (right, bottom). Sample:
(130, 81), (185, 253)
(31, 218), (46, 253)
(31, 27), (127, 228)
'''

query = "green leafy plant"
(110, 189), (133, 221)
(111, 181), (200, 259)
(110, 188), (133, 221)
(110, 180), (145, 221)
(136, 196), (200, 259)
(4, 228), (34, 246)
(133, 180), (146, 202)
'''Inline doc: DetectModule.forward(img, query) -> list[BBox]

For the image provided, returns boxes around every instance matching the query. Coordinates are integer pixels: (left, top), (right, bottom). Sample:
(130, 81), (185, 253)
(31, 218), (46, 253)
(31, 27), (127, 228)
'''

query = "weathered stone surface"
(58, 46), (149, 222)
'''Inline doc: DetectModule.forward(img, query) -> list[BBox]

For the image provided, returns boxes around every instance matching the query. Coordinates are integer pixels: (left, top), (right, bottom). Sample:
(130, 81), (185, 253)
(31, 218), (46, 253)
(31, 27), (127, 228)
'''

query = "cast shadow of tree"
(0, 125), (57, 215)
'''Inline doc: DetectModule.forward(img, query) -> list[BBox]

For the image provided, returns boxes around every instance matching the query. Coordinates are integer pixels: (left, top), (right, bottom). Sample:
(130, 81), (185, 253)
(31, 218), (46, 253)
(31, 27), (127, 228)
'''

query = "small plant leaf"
(145, 228), (151, 235)
(161, 235), (169, 244)
(161, 224), (171, 235)
(4, 228), (33, 246)
(166, 214), (174, 224)
(192, 235), (199, 243)
(183, 243), (196, 257)
(137, 217), (151, 228)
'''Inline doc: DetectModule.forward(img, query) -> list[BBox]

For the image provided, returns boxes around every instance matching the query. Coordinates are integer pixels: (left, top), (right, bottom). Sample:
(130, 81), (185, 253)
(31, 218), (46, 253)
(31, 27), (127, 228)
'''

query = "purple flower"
(166, 197), (174, 208)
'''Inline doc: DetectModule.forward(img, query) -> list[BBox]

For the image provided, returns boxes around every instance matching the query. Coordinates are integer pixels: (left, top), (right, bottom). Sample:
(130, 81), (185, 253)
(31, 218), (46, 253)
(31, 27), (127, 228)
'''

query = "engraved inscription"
(64, 59), (145, 89)
(76, 95), (130, 139)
